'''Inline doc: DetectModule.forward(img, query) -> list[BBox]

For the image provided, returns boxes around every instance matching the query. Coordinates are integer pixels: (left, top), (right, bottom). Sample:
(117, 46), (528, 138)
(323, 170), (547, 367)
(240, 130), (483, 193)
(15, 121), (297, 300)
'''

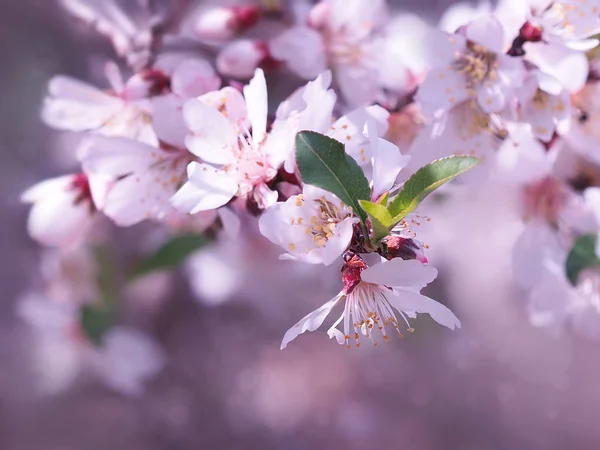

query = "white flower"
(79, 135), (193, 226)
(269, 0), (390, 107)
(172, 69), (287, 214)
(259, 185), (358, 265)
(42, 62), (155, 144)
(416, 15), (525, 117)
(271, 71), (389, 173)
(280, 257), (460, 349)
(21, 174), (95, 249)
(192, 5), (261, 41)
(517, 70), (570, 142)
(407, 101), (502, 183)
(529, 0), (600, 48)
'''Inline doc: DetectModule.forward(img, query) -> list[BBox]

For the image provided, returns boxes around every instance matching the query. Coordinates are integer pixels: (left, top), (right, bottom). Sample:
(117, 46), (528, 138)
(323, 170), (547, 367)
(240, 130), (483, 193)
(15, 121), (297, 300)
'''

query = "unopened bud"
(379, 235), (427, 263)
(194, 5), (261, 41)
(519, 22), (542, 43)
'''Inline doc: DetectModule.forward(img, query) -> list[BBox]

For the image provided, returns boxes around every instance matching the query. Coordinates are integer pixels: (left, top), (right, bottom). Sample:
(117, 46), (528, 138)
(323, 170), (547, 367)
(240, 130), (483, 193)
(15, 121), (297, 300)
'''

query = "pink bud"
(519, 22), (543, 42)
(193, 5), (261, 41)
(193, 7), (237, 41)
(379, 236), (428, 263)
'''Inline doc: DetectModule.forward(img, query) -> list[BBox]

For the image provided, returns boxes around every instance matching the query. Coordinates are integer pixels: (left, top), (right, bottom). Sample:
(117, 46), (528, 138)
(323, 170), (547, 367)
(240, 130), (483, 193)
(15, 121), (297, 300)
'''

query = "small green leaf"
(80, 303), (117, 346)
(388, 156), (479, 221)
(376, 192), (390, 206)
(359, 200), (394, 243)
(296, 131), (371, 223)
(566, 234), (600, 285)
(131, 233), (209, 278)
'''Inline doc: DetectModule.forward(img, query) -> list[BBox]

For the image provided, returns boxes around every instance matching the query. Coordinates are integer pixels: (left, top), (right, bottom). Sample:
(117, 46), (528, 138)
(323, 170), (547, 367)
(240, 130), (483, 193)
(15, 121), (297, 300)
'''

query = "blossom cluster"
(20, 0), (600, 395)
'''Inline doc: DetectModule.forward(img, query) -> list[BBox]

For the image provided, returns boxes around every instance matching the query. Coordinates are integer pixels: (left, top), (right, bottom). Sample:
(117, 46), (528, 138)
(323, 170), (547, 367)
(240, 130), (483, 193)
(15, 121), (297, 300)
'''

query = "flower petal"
(361, 259), (438, 289)
(389, 290), (461, 330)
(170, 162), (238, 213)
(243, 68), (268, 144)
(280, 293), (343, 349)
(183, 99), (237, 165)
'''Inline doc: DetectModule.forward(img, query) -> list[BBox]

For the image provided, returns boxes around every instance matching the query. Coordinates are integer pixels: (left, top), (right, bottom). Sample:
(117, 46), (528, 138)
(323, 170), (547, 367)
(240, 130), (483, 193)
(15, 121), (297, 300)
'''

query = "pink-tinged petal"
(276, 71), (333, 121)
(361, 259), (438, 289)
(171, 59), (220, 99)
(415, 67), (469, 117)
(170, 162), (238, 214)
(524, 42), (589, 93)
(42, 85), (121, 132)
(280, 293), (343, 349)
(465, 15), (505, 53)
(388, 290), (461, 330)
(198, 86), (248, 124)
(297, 74), (337, 134)
(243, 68), (268, 144)
(269, 27), (327, 80)
(369, 119), (410, 198)
(216, 40), (263, 80)
(183, 99), (237, 164)
(151, 94), (188, 148)
(102, 159), (186, 226)
(79, 135), (159, 175)
(253, 182), (278, 210)
(21, 175), (73, 202)
(87, 174), (114, 210)
(27, 191), (93, 248)
(47, 75), (116, 104)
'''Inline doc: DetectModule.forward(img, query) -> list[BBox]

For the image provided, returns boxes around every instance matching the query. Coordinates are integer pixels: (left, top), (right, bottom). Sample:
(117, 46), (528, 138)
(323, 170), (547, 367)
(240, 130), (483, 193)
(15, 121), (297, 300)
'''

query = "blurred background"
(4, 0), (600, 449)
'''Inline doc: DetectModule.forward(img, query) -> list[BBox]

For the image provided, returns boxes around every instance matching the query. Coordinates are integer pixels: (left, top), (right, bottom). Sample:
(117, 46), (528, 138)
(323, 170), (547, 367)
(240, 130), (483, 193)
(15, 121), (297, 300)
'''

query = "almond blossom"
(42, 63), (156, 144)
(21, 173), (96, 249)
(516, 69), (570, 142)
(79, 135), (193, 226)
(416, 15), (525, 117)
(269, 0), (390, 107)
(280, 256), (460, 349)
(172, 69), (288, 214)
(259, 185), (358, 266)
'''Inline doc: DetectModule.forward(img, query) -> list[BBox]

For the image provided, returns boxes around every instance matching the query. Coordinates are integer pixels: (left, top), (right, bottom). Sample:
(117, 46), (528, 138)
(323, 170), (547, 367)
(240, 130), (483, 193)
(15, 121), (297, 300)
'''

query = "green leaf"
(376, 192), (389, 206)
(388, 156), (479, 221)
(131, 233), (209, 278)
(296, 131), (371, 223)
(359, 200), (394, 243)
(566, 234), (600, 285)
(80, 303), (117, 346)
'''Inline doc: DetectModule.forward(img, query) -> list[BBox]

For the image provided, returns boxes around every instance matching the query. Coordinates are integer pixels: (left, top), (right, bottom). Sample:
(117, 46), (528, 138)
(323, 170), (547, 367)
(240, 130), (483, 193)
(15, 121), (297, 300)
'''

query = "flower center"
(343, 283), (414, 348)
(455, 44), (498, 87)
(522, 176), (566, 226)
(294, 195), (349, 248)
